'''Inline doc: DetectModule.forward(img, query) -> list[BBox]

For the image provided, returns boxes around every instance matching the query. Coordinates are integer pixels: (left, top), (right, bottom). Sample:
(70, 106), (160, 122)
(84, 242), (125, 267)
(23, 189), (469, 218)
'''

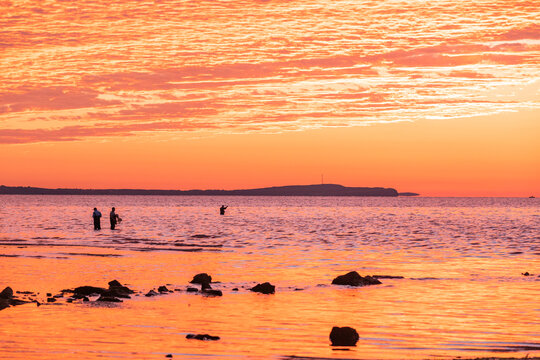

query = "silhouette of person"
(92, 208), (102, 230)
(110, 207), (121, 230)
(220, 205), (228, 215)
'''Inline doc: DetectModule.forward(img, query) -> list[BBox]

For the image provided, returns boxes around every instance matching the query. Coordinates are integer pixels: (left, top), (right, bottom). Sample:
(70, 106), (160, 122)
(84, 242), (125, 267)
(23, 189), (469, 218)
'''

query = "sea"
(0, 195), (539, 360)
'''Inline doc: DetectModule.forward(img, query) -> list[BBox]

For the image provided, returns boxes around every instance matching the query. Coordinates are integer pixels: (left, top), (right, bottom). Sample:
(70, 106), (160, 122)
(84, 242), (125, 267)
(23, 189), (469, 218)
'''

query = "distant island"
(0, 184), (419, 197)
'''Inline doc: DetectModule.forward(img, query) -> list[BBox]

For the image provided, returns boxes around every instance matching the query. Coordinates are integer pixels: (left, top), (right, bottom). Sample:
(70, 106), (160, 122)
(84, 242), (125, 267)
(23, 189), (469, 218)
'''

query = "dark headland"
(0, 184), (418, 197)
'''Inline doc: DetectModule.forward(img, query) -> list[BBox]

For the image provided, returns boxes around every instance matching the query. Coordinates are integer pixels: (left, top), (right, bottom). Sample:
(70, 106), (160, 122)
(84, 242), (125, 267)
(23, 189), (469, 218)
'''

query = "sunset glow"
(1, 0), (539, 195)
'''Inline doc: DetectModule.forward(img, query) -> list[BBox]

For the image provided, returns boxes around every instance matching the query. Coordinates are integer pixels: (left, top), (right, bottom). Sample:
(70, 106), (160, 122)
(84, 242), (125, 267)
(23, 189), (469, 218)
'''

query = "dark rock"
(0, 287), (14, 299)
(10, 299), (29, 306)
(46, 293), (52, 297)
(330, 326), (359, 346)
(47, 297), (56, 303)
(190, 273), (212, 285)
(108, 280), (122, 288)
(83, 297), (90, 302)
(186, 334), (220, 341)
(97, 295), (123, 302)
(186, 287), (198, 293)
(201, 283), (212, 290)
(102, 289), (131, 299)
(145, 290), (158, 297)
(331, 271), (382, 287)
(72, 286), (107, 296)
(16, 291), (34, 295)
(232, 288), (239, 291)
(250, 282), (275, 294)
(67, 298), (73, 303)
(158, 286), (169, 293)
(108, 280), (134, 295)
(522, 272), (531, 276)
(0, 299), (10, 311)
(202, 289), (222, 296)
(166, 355), (173, 358)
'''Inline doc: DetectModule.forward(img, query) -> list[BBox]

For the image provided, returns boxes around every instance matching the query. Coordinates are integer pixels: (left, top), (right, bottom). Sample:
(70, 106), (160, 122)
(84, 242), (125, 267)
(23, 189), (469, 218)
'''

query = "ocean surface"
(0, 195), (539, 359)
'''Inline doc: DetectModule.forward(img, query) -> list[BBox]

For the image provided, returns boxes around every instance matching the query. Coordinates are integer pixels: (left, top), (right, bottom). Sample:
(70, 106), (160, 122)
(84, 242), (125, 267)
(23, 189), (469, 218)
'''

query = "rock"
(0, 299), (10, 311)
(186, 287), (198, 293)
(201, 283), (212, 290)
(522, 272), (531, 276)
(250, 282), (275, 294)
(202, 289), (222, 296)
(83, 297), (90, 302)
(108, 280), (122, 288)
(166, 355), (173, 358)
(102, 289), (131, 299)
(158, 286), (170, 293)
(72, 286), (107, 296)
(47, 297), (56, 303)
(186, 334), (220, 341)
(331, 271), (382, 287)
(145, 290), (158, 297)
(97, 295), (123, 302)
(0, 287), (14, 299)
(232, 288), (239, 291)
(67, 299), (73, 303)
(190, 273), (212, 285)
(46, 293), (52, 297)
(108, 280), (134, 294)
(330, 326), (359, 346)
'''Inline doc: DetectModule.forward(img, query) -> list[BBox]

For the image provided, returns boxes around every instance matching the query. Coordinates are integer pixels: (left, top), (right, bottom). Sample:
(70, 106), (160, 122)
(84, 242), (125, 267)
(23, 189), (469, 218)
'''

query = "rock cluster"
(331, 271), (382, 287)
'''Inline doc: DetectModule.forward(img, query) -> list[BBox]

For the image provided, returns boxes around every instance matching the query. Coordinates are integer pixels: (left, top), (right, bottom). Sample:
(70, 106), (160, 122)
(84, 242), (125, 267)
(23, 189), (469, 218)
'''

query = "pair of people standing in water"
(92, 207), (121, 230)
(92, 205), (226, 230)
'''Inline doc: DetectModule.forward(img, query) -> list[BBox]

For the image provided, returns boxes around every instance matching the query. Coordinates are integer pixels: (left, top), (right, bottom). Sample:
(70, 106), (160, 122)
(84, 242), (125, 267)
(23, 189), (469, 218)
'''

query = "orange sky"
(0, 0), (539, 196)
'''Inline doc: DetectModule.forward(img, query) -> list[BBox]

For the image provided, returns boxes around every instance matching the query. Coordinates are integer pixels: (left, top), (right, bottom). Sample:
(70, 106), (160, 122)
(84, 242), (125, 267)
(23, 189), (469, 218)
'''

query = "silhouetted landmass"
(398, 192), (420, 196)
(0, 184), (412, 197)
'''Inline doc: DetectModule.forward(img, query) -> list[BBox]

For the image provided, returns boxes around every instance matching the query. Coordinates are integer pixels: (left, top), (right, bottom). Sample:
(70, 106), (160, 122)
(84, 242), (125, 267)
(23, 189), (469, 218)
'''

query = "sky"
(0, 0), (538, 196)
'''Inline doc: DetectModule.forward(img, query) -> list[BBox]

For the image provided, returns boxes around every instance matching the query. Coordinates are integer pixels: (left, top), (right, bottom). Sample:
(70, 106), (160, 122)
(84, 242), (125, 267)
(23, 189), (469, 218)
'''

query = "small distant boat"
(529, 196), (535, 198)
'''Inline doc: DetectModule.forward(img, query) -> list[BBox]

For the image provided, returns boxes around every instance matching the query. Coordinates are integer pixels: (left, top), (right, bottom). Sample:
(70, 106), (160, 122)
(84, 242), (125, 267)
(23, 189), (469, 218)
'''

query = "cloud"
(0, 86), (121, 114)
(499, 24), (540, 40)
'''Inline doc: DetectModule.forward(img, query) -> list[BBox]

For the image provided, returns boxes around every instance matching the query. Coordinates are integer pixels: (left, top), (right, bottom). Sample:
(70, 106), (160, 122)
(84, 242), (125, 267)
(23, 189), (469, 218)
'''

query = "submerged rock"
(202, 289), (222, 296)
(190, 273), (212, 285)
(186, 334), (220, 341)
(250, 282), (275, 294)
(331, 271), (382, 287)
(145, 290), (158, 297)
(329, 326), (359, 346)
(186, 287), (198, 293)
(371, 275), (404, 279)
(97, 295), (123, 302)
(522, 272), (531, 276)
(47, 297), (56, 303)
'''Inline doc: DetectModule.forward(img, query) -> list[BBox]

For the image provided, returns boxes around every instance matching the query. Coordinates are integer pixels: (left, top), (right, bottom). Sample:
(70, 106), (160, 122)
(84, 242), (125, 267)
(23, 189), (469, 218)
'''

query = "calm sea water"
(0, 196), (539, 360)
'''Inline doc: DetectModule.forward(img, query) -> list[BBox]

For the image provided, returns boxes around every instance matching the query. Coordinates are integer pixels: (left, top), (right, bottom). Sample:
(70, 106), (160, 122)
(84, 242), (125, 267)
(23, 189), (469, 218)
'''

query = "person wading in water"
(92, 208), (102, 230)
(110, 207), (121, 230)
(220, 205), (228, 215)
